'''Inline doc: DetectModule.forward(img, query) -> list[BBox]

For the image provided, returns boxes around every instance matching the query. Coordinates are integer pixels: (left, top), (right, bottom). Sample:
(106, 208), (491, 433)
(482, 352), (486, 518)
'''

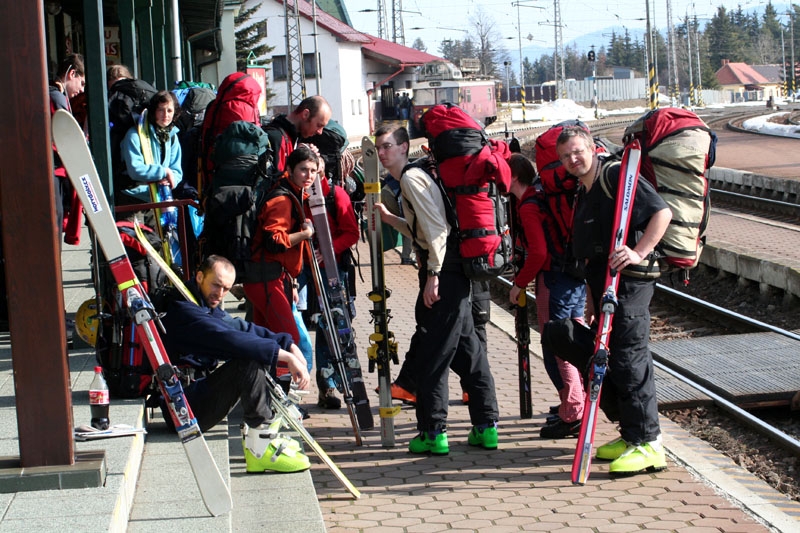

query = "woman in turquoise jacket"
(121, 90), (183, 204)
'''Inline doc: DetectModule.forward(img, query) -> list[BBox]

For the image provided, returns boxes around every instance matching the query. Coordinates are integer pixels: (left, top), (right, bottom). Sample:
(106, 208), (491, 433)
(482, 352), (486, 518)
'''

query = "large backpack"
(418, 103), (514, 281)
(621, 108), (717, 278)
(107, 78), (158, 192)
(301, 119), (349, 186)
(200, 120), (275, 282)
(96, 222), (166, 398)
(532, 120), (607, 278)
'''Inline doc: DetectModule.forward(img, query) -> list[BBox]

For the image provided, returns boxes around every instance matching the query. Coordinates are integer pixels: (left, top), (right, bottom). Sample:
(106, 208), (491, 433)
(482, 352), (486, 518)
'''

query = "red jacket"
(250, 180), (309, 278)
(514, 186), (550, 288)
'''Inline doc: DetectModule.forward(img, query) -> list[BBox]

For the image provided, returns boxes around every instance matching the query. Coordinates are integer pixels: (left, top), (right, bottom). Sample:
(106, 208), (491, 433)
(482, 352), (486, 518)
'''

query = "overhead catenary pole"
(695, 24), (704, 106)
(687, 15), (694, 107)
(516, 0), (526, 123)
(645, 0), (658, 109)
(311, 0), (321, 95)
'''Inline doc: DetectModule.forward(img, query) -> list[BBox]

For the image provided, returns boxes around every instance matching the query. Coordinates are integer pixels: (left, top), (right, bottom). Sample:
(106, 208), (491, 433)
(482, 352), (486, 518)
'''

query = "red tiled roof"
(716, 62), (769, 85)
(275, 0), (443, 65)
(277, 0), (372, 43)
(362, 36), (443, 66)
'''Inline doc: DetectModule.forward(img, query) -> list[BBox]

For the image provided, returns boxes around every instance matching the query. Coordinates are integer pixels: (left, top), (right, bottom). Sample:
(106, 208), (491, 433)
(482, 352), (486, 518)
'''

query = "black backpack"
(108, 78), (158, 191)
(301, 119), (349, 186)
(200, 121), (275, 282)
(96, 222), (167, 398)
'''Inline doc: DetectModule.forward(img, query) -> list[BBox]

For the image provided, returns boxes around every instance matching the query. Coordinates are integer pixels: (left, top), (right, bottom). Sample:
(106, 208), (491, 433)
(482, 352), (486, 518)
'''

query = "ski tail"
(305, 246), (366, 445)
(263, 371), (361, 499)
(571, 141), (642, 485)
(516, 290), (532, 419)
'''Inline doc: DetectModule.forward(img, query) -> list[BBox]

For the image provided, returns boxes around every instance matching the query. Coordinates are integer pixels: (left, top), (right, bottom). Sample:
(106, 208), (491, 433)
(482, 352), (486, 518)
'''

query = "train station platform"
(1, 152), (799, 530)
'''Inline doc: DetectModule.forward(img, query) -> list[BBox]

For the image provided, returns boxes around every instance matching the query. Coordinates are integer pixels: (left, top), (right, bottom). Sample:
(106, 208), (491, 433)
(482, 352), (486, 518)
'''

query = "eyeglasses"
(558, 147), (589, 162)
(377, 143), (395, 152)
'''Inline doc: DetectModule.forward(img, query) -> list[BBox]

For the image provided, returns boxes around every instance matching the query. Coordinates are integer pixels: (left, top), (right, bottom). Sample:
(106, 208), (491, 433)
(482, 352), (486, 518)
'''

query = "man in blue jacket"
(158, 255), (311, 473)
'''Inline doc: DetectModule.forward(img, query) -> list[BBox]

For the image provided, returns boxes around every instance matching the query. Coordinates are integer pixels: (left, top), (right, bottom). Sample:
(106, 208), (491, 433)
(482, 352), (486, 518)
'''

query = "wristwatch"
(427, 269), (440, 277)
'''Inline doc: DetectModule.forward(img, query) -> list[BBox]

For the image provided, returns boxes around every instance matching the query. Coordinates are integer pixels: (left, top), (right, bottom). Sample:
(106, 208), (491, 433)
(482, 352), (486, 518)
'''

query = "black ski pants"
(590, 275), (660, 445)
(412, 269), (498, 435)
(161, 358), (272, 432)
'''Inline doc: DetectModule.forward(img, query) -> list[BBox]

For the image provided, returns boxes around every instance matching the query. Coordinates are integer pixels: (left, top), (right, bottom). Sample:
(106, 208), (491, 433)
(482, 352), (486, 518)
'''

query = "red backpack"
(418, 103), (514, 280)
(532, 120), (607, 273)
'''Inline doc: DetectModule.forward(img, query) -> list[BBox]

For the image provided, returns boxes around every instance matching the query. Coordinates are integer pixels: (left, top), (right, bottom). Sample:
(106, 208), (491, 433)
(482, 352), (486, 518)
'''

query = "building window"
(272, 53), (320, 81)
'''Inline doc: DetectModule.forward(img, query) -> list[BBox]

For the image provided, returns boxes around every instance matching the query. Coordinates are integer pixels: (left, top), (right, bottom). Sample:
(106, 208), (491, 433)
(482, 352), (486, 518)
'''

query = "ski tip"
(206, 496), (233, 516)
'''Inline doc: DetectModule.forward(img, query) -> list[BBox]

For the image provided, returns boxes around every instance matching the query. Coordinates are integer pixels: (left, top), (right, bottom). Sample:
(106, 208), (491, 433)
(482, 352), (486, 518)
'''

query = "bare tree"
(469, 8), (509, 78)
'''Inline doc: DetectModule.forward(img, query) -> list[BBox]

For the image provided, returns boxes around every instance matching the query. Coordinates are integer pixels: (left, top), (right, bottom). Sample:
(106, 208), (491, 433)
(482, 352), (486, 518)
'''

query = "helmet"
(75, 299), (100, 347)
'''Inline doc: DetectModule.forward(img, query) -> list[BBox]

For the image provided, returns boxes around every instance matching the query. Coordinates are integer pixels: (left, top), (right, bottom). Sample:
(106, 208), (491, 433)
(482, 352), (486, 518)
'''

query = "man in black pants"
(158, 255), (311, 473)
(558, 126), (671, 476)
(375, 124), (499, 455)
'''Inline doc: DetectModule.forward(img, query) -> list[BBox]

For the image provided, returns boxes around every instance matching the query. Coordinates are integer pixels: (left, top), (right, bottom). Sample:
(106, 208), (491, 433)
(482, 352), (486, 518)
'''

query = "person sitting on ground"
(157, 255), (311, 473)
(558, 125), (671, 476)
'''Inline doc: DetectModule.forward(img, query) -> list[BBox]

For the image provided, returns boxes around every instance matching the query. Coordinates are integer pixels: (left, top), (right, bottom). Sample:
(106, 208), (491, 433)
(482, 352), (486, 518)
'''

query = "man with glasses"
(373, 124), (499, 456)
(557, 126), (671, 476)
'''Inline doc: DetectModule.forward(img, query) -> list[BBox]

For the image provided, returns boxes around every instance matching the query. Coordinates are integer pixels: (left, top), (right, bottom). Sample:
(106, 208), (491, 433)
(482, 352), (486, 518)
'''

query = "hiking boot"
(609, 442), (667, 476)
(596, 437), (630, 461)
(243, 424), (309, 473)
(468, 426), (498, 450)
(408, 432), (449, 455)
(317, 388), (342, 409)
(390, 383), (417, 405)
(539, 418), (581, 439)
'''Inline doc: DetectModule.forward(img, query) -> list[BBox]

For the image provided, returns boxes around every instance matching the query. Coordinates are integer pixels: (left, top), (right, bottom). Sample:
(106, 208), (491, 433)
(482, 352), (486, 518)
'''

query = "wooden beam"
(0, 1), (73, 466)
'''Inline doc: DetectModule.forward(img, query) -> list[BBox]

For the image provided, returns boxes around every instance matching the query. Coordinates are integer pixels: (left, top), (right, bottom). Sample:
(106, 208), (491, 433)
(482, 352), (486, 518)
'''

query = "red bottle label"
(89, 390), (109, 405)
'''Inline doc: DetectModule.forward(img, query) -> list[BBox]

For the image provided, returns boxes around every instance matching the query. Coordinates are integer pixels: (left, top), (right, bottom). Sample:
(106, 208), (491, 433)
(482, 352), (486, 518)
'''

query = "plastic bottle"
(89, 366), (110, 430)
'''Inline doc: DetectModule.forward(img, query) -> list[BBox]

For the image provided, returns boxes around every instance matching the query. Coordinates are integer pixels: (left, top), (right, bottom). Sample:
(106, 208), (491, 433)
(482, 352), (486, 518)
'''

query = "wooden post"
(0, 1), (73, 466)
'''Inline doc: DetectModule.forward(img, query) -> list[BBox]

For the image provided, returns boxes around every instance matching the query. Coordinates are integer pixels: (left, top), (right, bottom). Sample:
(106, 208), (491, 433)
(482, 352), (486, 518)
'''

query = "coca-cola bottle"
(89, 366), (110, 430)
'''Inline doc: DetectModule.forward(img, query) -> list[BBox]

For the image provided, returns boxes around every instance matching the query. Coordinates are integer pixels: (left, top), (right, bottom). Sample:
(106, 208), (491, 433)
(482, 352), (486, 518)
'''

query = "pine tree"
(235, 3), (273, 73)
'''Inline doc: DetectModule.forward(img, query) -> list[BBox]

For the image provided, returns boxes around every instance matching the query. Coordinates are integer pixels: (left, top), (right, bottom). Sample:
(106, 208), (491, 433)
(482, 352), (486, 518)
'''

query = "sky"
(344, 0), (791, 62)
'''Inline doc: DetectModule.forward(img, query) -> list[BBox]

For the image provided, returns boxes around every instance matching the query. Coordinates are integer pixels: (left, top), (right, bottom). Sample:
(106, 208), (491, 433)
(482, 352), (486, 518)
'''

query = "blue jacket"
(121, 119), (183, 202)
(159, 282), (294, 374)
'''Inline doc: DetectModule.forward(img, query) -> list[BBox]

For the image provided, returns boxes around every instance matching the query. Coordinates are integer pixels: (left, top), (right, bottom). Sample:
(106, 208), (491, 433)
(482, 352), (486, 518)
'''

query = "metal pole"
(792, 13), (796, 101)
(312, 0), (321, 95)
(516, 1), (526, 123)
(591, 46), (597, 118)
(645, 0), (657, 109)
(170, 0), (182, 81)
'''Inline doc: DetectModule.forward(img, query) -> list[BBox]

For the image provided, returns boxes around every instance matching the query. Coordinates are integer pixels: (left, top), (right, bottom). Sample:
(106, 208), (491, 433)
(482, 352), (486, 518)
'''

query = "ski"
(137, 111), (182, 272)
(263, 371), (361, 499)
(130, 219), (362, 498)
(572, 140), (642, 485)
(361, 137), (400, 448)
(306, 175), (374, 442)
(133, 219), (197, 305)
(52, 109), (232, 517)
(147, 181), (182, 271)
(509, 197), (532, 419)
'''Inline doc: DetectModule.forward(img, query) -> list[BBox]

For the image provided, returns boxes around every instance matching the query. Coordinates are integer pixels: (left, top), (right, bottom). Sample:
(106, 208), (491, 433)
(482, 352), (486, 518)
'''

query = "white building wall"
(252, 2), (372, 138)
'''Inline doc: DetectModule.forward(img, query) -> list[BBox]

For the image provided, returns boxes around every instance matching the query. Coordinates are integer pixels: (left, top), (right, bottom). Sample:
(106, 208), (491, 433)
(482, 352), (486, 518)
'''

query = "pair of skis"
(305, 174), (374, 444)
(361, 137), (400, 448)
(52, 110), (231, 516)
(571, 140), (642, 485)
(130, 220), (361, 499)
